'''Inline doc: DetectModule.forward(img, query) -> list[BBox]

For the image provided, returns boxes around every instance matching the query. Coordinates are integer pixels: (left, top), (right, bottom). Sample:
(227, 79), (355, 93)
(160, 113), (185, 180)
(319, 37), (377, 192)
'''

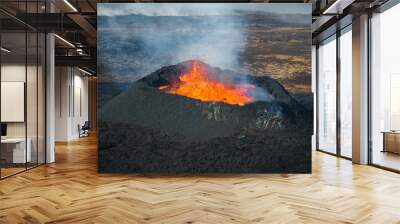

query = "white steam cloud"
(99, 4), (254, 72)
(98, 3), (310, 103)
(98, 3), (310, 17)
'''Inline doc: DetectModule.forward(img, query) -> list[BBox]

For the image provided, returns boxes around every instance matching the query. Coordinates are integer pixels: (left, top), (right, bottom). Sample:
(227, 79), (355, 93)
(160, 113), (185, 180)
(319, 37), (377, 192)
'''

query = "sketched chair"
(79, 121), (90, 138)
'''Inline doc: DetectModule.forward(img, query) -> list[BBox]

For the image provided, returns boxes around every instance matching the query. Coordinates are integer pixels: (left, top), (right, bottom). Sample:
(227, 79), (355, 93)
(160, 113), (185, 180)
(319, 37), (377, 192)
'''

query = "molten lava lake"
(158, 61), (255, 106)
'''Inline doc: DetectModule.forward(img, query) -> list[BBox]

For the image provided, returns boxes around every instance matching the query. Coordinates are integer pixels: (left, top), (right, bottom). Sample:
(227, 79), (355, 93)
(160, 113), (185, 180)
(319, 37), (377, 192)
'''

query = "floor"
(372, 150), (400, 171)
(0, 167), (25, 178)
(1, 163), (43, 179)
(0, 135), (400, 223)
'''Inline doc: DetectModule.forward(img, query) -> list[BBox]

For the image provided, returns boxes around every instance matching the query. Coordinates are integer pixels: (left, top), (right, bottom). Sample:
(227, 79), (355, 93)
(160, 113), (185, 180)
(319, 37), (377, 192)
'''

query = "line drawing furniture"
(1, 138), (31, 164)
(381, 131), (400, 154)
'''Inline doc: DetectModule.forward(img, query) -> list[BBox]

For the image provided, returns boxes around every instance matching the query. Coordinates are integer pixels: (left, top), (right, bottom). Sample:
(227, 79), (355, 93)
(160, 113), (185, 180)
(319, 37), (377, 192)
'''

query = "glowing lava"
(159, 61), (255, 106)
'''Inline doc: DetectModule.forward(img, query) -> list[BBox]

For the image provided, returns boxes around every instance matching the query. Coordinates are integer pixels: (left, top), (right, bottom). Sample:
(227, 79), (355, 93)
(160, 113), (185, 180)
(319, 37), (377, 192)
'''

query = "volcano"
(98, 60), (312, 173)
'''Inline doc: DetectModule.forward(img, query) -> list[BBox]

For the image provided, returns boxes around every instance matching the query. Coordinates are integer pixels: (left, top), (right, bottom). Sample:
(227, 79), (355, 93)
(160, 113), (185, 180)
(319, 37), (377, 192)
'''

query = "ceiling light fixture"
(1, 47), (11, 53)
(78, 67), (93, 76)
(63, 0), (78, 12)
(323, 0), (342, 14)
(322, 0), (354, 15)
(54, 34), (75, 48)
(76, 48), (86, 56)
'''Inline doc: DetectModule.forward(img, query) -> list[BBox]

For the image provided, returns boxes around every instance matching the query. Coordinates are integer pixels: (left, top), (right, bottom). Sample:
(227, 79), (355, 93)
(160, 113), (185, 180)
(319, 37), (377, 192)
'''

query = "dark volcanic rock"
(98, 121), (311, 174)
(98, 60), (312, 173)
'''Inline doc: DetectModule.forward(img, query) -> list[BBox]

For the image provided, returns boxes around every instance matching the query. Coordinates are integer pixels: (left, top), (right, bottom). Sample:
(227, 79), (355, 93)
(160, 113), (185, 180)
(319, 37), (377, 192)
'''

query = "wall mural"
(97, 3), (313, 173)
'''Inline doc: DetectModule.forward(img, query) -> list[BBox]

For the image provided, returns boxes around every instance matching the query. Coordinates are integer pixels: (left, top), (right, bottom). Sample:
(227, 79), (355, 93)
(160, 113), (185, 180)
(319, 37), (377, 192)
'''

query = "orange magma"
(159, 61), (255, 106)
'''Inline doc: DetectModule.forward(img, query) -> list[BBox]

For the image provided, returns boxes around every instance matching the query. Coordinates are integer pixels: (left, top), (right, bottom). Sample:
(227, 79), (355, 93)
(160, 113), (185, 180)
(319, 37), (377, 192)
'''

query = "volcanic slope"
(99, 60), (312, 141)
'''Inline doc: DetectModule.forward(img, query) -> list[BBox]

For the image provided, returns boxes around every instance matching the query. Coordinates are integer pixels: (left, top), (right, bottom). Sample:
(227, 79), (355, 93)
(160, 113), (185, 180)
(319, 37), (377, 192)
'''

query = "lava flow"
(159, 61), (255, 106)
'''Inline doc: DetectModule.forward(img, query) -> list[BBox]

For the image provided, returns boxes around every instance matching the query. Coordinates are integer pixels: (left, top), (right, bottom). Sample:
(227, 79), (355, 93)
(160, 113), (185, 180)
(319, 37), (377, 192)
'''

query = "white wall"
(1, 65), (40, 138)
(55, 67), (89, 141)
(72, 73), (89, 138)
(1, 65), (26, 139)
(1, 63), (46, 164)
(1, 65), (25, 125)
(55, 67), (70, 141)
